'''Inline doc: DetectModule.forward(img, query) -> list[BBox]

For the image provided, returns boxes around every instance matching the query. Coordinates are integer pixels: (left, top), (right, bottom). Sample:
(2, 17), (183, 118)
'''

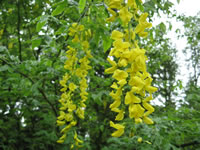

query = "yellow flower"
(110, 121), (125, 137)
(82, 41), (89, 50)
(119, 7), (133, 25)
(57, 139), (64, 144)
(105, 58), (117, 74)
(128, 0), (137, 8)
(109, 99), (121, 109)
(112, 69), (128, 81)
(65, 113), (73, 122)
(109, 89), (122, 100)
(67, 102), (76, 112)
(57, 111), (66, 120)
(135, 13), (152, 37)
(143, 116), (154, 124)
(74, 131), (83, 144)
(60, 121), (77, 133)
(129, 104), (145, 118)
(115, 110), (125, 121)
(76, 107), (85, 119)
(106, 7), (117, 22)
(111, 30), (124, 40)
(135, 118), (143, 124)
(125, 92), (141, 105)
(143, 102), (155, 116)
(137, 137), (142, 143)
(117, 79), (127, 86)
(72, 34), (79, 43)
(108, 0), (122, 9)
(118, 58), (128, 67)
(129, 76), (145, 91)
(69, 83), (77, 92)
(111, 82), (119, 89)
(57, 120), (65, 126)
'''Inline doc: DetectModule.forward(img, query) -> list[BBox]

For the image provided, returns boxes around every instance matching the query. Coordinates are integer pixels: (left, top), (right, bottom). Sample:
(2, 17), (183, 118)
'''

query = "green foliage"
(1, 0), (200, 150)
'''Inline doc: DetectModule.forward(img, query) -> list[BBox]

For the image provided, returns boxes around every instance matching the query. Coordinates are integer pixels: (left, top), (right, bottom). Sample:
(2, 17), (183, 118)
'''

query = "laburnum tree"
(56, 0), (158, 148)
(2, 0), (197, 150)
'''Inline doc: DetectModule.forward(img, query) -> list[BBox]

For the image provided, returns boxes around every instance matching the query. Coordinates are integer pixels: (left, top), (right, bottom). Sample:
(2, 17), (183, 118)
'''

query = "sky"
(151, 0), (200, 106)
(174, 0), (200, 16)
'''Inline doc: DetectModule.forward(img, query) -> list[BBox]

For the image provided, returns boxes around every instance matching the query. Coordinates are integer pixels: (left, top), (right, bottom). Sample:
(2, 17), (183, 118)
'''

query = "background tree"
(1, 0), (200, 150)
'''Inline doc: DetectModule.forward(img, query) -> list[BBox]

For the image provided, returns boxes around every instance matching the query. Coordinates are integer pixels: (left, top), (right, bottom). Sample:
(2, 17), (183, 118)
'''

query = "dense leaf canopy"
(0, 0), (200, 150)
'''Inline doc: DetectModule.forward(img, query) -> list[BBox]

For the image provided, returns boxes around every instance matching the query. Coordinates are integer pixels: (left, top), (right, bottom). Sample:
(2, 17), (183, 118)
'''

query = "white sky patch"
(152, 0), (200, 106)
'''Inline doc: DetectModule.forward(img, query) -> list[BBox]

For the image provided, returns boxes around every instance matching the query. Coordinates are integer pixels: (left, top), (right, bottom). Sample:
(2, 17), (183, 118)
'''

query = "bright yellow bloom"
(57, 139), (64, 144)
(76, 108), (85, 119)
(118, 58), (128, 67)
(135, 118), (143, 124)
(143, 116), (154, 124)
(125, 91), (141, 105)
(129, 76), (145, 91)
(110, 121), (125, 137)
(65, 113), (73, 122)
(119, 7), (133, 25)
(109, 99), (121, 109)
(67, 102), (76, 112)
(72, 34), (79, 43)
(74, 131), (83, 144)
(109, 89), (122, 100)
(115, 110), (125, 121)
(129, 104), (145, 119)
(57, 120), (65, 126)
(111, 82), (119, 89)
(135, 13), (152, 37)
(111, 30), (124, 40)
(105, 58), (117, 74)
(143, 102), (155, 116)
(106, 7), (117, 22)
(137, 137), (142, 143)
(112, 69), (128, 81)
(108, 0), (122, 9)
(69, 83), (77, 92)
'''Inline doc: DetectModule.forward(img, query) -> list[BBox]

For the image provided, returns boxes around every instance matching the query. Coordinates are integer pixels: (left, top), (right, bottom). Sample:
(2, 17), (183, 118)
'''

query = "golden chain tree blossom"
(105, 0), (157, 140)
(57, 23), (92, 148)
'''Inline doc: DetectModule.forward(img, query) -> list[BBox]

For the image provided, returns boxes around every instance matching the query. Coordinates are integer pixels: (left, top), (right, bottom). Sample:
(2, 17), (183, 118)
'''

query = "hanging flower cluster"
(105, 0), (157, 138)
(56, 23), (92, 148)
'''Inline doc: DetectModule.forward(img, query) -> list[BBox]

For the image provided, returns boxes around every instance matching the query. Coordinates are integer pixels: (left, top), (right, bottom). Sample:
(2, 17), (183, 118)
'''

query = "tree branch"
(0, 58), (57, 117)
(17, 0), (22, 61)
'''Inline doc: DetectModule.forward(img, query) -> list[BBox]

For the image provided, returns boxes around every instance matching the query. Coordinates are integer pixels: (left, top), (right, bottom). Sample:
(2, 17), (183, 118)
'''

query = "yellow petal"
(115, 110), (124, 121)
(117, 79), (127, 86)
(112, 69), (128, 81)
(119, 7), (133, 25)
(143, 116), (154, 124)
(111, 30), (124, 40)
(111, 128), (124, 137)
(110, 121), (125, 129)
(57, 139), (64, 143)
(109, 100), (121, 109)
(137, 137), (142, 143)
(57, 120), (65, 126)
(135, 118), (143, 124)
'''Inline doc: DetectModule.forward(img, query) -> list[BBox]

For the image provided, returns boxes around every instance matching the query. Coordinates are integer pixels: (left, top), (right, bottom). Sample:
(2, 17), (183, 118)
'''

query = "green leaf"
(32, 38), (42, 48)
(177, 0), (180, 4)
(0, 46), (7, 52)
(79, 0), (86, 14)
(102, 36), (112, 53)
(0, 65), (9, 72)
(51, 3), (66, 16)
(160, 22), (166, 33)
(36, 21), (46, 32)
(36, 16), (48, 32)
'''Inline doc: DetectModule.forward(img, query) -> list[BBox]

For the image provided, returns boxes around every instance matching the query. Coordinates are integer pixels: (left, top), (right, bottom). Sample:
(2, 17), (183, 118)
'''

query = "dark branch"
(0, 58), (58, 117)
(17, 0), (22, 61)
